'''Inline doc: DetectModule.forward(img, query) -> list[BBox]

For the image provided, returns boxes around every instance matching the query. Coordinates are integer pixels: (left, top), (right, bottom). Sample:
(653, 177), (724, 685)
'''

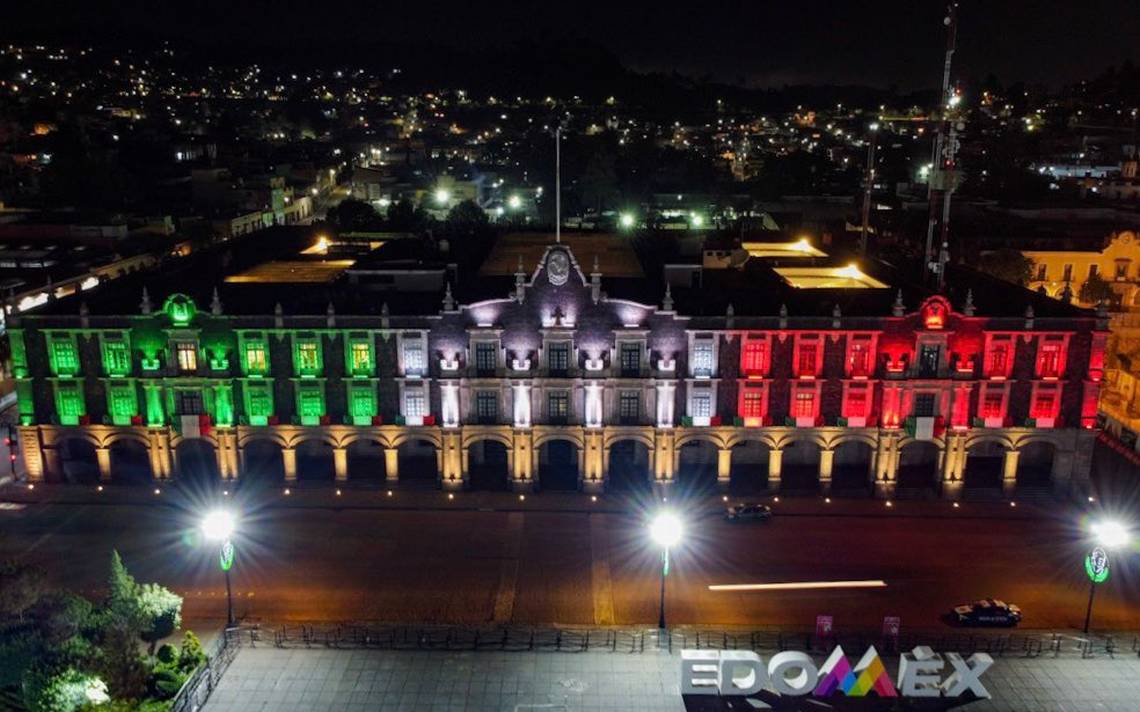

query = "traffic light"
(6, 425), (16, 468)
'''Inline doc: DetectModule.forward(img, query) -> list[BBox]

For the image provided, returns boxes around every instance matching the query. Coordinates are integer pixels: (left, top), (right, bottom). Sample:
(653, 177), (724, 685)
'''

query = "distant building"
(1024, 230), (1140, 309)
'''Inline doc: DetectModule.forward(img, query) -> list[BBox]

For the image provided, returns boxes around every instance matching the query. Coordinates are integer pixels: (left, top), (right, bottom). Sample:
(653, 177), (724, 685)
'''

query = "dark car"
(724, 503), (773, 522)
(952, 599), (1022, 627)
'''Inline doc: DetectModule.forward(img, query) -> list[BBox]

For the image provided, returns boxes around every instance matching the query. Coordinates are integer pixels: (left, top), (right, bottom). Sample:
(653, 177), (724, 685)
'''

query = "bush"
(150, 666), (187, 699)
(154, 644), (178, 666)
(177, 632), (205, 675)
(30, 668), (108, 712)
(137, 584), (182, 649)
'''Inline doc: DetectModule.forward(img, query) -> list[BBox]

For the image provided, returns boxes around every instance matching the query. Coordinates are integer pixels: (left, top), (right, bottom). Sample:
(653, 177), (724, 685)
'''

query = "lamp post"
(1083, 520), (1128, 634)
(649, 511), (683, 630)
(201, 509), (237, 628)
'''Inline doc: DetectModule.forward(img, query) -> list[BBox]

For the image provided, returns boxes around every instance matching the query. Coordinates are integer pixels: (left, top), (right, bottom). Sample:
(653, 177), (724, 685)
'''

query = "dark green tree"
(979, 249), (1034, 286)
(327, 198), (384, 232)
(444, 200), (489, 237)
(0, 561), (47, 624)
(1079, 271), (1116, 307)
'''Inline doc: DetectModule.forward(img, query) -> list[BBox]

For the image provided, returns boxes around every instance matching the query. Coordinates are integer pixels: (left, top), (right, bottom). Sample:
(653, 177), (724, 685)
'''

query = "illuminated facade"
(10, 245), (1103, 500)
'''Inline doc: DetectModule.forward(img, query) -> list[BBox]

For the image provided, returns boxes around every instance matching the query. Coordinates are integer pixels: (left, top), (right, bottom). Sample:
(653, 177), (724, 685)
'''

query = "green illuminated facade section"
(144, 383), (165, 426)
(292, 333), (323, 377)
(238, 332), (270, 376)
(47, 333), (80, 376)
(242, 380), (275, 425)
(212, 383), (235, 426)
(105, 379), (139, 425)
(162, 294), (197, 326)
(294, 380), (326, 425)
(53, 379), (86, 425)
(347, 380), (378, 425)
(100, 332), (132, 376)
(345, 333), (374, 377)
(9, 329), (28, 378)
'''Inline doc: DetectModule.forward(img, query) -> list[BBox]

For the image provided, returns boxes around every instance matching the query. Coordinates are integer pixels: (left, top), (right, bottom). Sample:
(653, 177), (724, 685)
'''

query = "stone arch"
(339, 432), (393, 449)
(964, 440), (1006, 491)
(774, 432), (830, 451)
(467, 438), (510, 491)
(1016, 440), (1056, 488)
(532, 430), (584, 451)
(462, 431), (514, 451)
(175, 439), (220, 484)
(108, 439), (153, 484)
(780, 439), (821, 493)
(725, 432), (781, 450)
(346, 439), (387, 482)
(607, 438), (653, 494)
(101, 431), (152, 449)
(242, 439), (286, 483)
(674, 431), (729, 450)
(54, 437), (100, 484)
(897, 441), (940, 490)
(285, 431), (339, 450)
(389, 430), (443, 450)
(963, 434), (1015, 452)
(397, 438), (439, 487)
(832, 440), (874, 492)
(675, 438), (718, 497)
(237, 431), (289, 450)
(294, 439), (335, 482)
(729, 440), (770, 494)
(603, 430), (655, 451)
(536, 438), (580, 491)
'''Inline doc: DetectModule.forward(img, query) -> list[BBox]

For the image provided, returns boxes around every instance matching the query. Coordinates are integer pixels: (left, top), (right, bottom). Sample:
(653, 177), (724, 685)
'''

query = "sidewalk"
(0, 479), (1071, 520)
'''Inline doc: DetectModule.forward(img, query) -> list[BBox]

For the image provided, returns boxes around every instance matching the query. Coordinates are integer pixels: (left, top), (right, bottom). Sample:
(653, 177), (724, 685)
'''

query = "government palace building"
(7, 227), (1106, 501)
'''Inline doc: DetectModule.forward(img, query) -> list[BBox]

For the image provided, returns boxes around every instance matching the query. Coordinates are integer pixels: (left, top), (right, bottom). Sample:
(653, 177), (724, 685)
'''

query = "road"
(2, 490), (1137, 633)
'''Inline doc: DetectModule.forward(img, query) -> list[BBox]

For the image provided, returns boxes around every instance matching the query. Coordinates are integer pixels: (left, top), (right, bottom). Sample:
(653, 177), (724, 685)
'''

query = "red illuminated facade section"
(731, 296), (1103, 433)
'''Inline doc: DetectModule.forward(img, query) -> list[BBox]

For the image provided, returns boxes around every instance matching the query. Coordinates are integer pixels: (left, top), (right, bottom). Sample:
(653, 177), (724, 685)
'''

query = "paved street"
(2, 485), (1138, 631)
(203, 645), (1140, 712)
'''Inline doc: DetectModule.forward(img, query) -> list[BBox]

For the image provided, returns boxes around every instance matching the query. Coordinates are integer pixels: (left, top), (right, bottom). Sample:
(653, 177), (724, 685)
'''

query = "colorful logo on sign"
(815, 646), (898, 698)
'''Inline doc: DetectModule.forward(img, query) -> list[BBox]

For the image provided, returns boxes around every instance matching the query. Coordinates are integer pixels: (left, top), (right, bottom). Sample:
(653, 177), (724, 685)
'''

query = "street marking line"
(589, 514), (615, 626)
(492, 512), (524, 623)
(708, 580), (888, 592)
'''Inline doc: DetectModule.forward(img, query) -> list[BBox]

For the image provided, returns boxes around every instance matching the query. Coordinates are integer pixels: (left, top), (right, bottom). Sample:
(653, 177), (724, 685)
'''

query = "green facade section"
(53, 379), (86, 425)
(345, 333), (374, 377)
(238, 332), (270, 377)
(347, 380), (377, 425)
(242, 380), (275, 426)
(105, 379), (139, 425)
(100, 331), (132, 376)
(294, 380), (326, 425)
(9, 329), (28, 378)
(47, 333), (80, 376)
(292, 333), (323, 377)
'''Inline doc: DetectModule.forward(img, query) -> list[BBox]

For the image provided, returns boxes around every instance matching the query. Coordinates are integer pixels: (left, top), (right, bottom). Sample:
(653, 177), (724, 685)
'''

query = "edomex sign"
(682, 645), (993, 701)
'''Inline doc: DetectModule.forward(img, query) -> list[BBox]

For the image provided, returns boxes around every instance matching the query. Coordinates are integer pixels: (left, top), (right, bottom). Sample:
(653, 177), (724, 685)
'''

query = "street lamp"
(201, 509), (237, 628)
(434, 188), (450, 206)
(619, 212), (635, 230)
(650, 511), (683, 630)
(1083, 519), (1129, 633)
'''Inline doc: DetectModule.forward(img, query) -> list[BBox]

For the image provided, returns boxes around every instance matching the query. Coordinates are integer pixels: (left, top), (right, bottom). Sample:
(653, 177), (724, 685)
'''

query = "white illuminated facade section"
(585, 383), (603, 427)
(513, 383), (531, 428)
(656, 382), (676, 427)
(441, 382), (460, 427)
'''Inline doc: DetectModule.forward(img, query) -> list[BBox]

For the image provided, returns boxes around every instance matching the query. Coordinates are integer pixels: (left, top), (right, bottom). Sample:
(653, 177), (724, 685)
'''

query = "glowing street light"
(434, 188), (450, 205)
(690, 213), (705, 229)
(507, 194), (522, 210)
(201, 509), (238, 628)
(619, 212), (635, 229)
(1083, 519), (1129, 633)
(650, 511), (683, 630)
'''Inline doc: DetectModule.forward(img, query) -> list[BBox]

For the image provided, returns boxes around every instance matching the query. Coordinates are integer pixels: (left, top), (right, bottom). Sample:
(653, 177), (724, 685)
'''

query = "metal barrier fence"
(258, 622), (1139, 660)
(170, 627), (242, 712)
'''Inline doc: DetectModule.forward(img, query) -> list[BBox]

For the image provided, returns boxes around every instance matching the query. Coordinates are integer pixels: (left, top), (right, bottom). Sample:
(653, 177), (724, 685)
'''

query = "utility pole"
(555, 125), (561, 243)
(859, 122), (880, 256)
(923, 2), (963, 290)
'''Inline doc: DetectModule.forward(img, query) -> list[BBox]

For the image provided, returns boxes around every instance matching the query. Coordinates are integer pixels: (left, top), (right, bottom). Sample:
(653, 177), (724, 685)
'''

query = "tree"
(29, 668), (108, 712)
(386, 199), (426, 232)
(136, 585), (182, 654)
(1079, 271), (1116, 307)
(978, 249), (1034, 286)
(444, 200), (489, 237)
(327, 198), (384, 232)
(0, 561), (47, 623)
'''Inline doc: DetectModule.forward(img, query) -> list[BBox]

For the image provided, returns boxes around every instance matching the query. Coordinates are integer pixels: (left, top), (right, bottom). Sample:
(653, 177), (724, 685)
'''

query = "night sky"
(4, 0), (1138, 89)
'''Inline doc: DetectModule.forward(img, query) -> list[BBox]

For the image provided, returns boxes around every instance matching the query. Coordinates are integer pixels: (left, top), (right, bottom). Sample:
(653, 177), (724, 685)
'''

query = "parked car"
(952, 599), (1022, 627)
(724, 503), (773, 522)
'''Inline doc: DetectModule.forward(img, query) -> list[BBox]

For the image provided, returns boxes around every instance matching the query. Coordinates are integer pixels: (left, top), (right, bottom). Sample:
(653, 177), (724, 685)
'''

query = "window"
(913, 393), (936, 417)
(102, 336), (131, 376)
(691, 340), (714, 377)
(245, 341), (268, 375)
(297, 385), (324, 420)
(691, 389), (712, 417)
(1062, 264), (1073, 282)
(547, 342), (570, 374)
(982, 390), (1004, 419)
(547, 391), (569, 420)
(1034, 263), (1047, 281)
(475, 391), (498, 421)
(1088, 264), (1099, 279)
(1115, 261), (1130, 281)
(1038, 340), (1062, 378)
(797, 341), (818, 377)
(404, 341), (425, 376)
(742, 339), (767, 375)
(175, 342), (198, 372)
(918, 344), (940, 378)
(741, 389), (765, 418)
(176, 390), (203, 415)
(296, 340), (320, 374)
(1032, 390), (1058, 419)
(107, 383), (137, 424)
(475, 342), (497, 374)
(986, 341), (1009, 377)
(619, 391), (640, 422)
(246, 384), (273, 421)
(793, 390), (816, 418)
(55, 380), (84, 425)
(846, 389), (867, 417)
(349, 384), (376, 420)
(349, 341), (372, 375)
(404, 387), (426, 417)
(50, 338), (79, 376)
(619, 342), (641, 375)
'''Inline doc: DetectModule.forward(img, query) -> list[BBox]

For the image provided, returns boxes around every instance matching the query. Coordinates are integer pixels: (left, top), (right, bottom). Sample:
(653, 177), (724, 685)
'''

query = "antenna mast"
(923, 2), (963, 290)
(555, 125), (561, 243)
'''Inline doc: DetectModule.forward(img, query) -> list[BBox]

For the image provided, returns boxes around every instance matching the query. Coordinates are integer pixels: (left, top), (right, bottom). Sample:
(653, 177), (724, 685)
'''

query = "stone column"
(95, 447), (112, 482)
(819, 448), (834, 494)
(333, 446), (348, 481)
(940, 435), (965, 501)
(282, 447), (297, 482)
(441, 430), (464, 490)
(655, 429), (675, 483)
(717, 448), (732, 489)
(384, 448), (399, 484)
(768, 449), (783, 492)
(18, 427), (44, 482)
(582, 429), (604, 488)
(1001, 449), (1020, 497)
(513, 429), (533, 486)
